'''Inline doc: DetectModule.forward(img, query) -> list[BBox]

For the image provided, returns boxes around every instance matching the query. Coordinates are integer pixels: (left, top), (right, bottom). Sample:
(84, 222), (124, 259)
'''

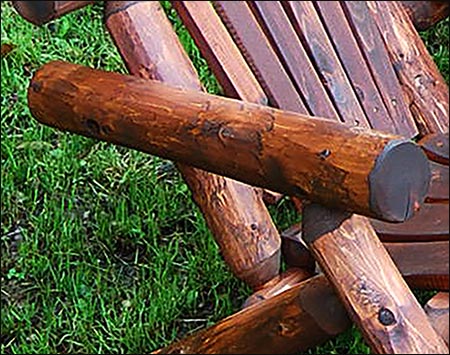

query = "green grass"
(1, 2), (448, 354)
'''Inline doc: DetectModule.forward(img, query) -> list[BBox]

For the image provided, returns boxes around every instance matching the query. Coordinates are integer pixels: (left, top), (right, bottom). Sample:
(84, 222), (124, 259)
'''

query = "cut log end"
(104, 1), (140, 21)
(12, 1), (54, 26)
(369, 139), (431, 222)
(13, 1), (94, 26)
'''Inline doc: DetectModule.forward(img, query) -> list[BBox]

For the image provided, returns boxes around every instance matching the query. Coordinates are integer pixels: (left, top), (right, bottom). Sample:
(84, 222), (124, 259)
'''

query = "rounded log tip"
(104, 1), (140, 20)
(12, 1), (54, 26)
(369, 139), (431, 223)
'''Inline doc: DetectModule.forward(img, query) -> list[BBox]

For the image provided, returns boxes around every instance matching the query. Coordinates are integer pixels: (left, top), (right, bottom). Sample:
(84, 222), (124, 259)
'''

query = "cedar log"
(102, 1), (281, 289)
(28, 60), (431, 223)
(154, 270), (449, 354)
(302, 204), (448, 353)
(153, 274), (351, 354)
(12, 1), (94, 26)
(400, 1), (450, 31)
(171, 2), (444, 354)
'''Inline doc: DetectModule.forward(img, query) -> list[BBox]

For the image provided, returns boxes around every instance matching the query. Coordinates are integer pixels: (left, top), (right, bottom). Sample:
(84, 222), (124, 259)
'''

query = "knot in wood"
(318, 149), (331, 160)
(378, 307), (396, 326)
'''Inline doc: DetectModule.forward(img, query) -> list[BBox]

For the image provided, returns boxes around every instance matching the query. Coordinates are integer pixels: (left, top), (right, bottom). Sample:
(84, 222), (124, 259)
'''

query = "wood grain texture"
(302, 205), (448, 354)
(28, 60), (431, 222)
(314, 1), (398, 134)
(371, 204), (449, 242)
(342, 1), (418, 139)
(104, 1), (281, 289)
(212, 1), (307, 113)
(172, 1), (267, 105)
(248, 1), (339, 121)
(12, 1), (94, 25)
(424, 292), (449, 346)
(368, 1), (449, 136)
(104, 1), (199, 88)
(419, 133), (449, 166)
(283, 1), (369, 128)
(400, 1), (450, 31)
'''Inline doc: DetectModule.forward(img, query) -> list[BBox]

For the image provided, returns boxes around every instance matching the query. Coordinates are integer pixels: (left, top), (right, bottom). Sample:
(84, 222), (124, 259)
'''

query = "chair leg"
(302, 204), (448, 353)
(103, 0), (281, 289)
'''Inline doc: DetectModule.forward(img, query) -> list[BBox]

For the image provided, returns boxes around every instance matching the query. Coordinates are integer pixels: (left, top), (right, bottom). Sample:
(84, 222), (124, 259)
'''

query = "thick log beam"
(400, 1), (450, 31)
(102, 0), (281, 289)
(302, 204), (448, 353)
(153, 274), (352, 354)
(154, 268), (449, 354)
(12, 1), (94, 26)
(28, 60), (430, 223)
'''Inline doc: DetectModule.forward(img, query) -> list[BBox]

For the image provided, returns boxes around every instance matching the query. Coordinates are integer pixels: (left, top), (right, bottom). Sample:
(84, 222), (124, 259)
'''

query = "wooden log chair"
(13, 1), (449, 354)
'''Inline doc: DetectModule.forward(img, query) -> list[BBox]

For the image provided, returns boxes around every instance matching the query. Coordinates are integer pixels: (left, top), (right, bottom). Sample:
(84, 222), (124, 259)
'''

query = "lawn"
(1, 1), (448, 354)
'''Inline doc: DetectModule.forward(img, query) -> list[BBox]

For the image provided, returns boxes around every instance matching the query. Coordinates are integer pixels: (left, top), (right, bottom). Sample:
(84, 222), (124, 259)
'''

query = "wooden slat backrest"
(177, 0), (447, 141)
(368, 1), (449, 135)
(341, 1), (419, 138)
(211, 1), (308, 113)
(247, 1), (339, 120)
(171, 1), (267, 105)
(282, 1), (370, 127)
(314, 1), (406, 134)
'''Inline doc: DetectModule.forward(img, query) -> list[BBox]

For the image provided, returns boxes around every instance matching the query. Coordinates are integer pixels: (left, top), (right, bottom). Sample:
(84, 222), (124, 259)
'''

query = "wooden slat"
(248, 1), (339, 120)
(420, 133), (449, 165)
(367, 1), (449, 136)
(342, 1), (419, 139)
(172, 1), (267, 105)
(283, 1), (370, 128)
(314, 1), (396, 133)
(371, 204), (449, 242)
(427, 161), (449, 203)
(384, 241), (449, 290)
(280, 223), (316, 271)
(212, 1), (308, 113)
